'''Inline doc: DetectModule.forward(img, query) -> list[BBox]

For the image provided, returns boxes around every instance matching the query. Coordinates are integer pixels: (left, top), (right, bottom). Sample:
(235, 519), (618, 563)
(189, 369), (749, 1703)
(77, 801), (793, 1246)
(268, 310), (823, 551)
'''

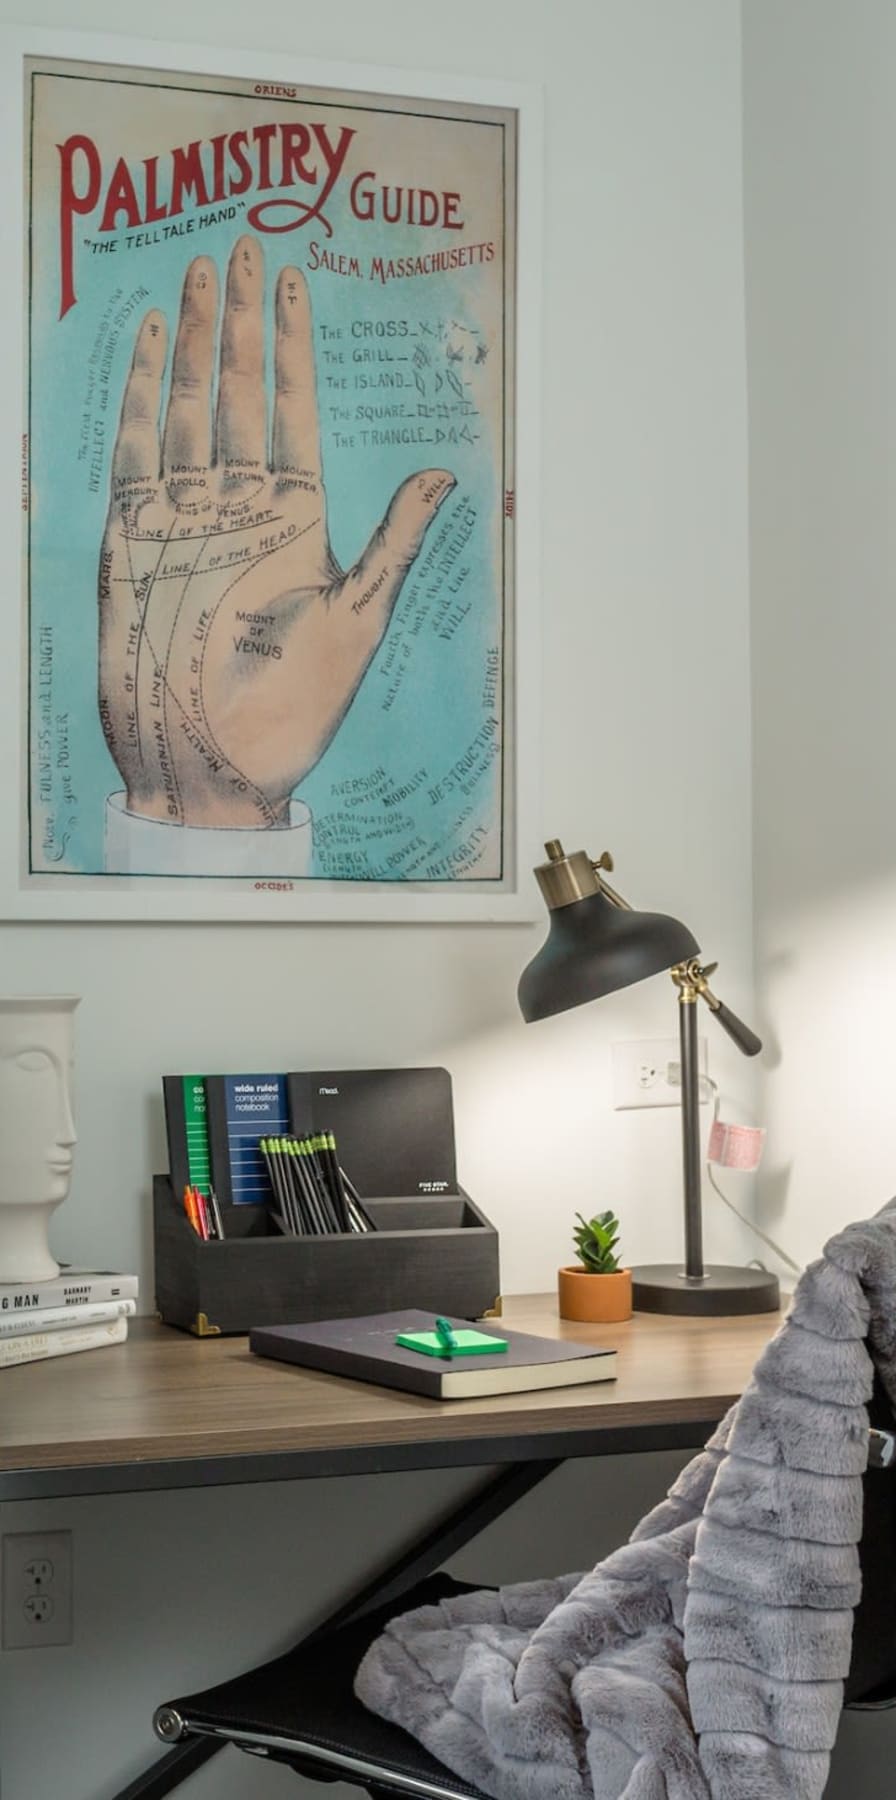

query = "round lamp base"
(631, 1263), (780, 1316)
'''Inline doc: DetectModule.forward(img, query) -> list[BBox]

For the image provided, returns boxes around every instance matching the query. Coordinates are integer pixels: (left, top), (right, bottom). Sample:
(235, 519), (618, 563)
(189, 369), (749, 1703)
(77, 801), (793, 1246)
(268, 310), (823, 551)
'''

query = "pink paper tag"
(708, 1119), (766, 1172)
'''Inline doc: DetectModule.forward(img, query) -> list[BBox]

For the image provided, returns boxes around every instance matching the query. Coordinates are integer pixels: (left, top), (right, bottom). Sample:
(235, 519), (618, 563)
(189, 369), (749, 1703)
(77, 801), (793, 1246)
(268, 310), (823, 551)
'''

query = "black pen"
(207, 1185), (225, 1239)
(340, 1166), (375, 1232)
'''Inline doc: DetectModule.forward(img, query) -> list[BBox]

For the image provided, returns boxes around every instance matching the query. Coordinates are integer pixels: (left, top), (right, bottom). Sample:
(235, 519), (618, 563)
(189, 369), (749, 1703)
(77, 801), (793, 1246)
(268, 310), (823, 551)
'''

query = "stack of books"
(0, 1269), (138, 1369)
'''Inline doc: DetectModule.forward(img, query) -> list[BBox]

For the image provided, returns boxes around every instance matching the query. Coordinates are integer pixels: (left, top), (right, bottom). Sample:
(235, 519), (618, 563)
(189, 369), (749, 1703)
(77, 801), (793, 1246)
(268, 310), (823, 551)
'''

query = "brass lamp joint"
(671, 958), (721, 1009)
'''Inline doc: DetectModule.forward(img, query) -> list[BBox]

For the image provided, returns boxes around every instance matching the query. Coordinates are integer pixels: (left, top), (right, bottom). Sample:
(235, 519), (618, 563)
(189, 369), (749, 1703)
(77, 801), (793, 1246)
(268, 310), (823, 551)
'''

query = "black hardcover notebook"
(250, 1310), (617, 1400)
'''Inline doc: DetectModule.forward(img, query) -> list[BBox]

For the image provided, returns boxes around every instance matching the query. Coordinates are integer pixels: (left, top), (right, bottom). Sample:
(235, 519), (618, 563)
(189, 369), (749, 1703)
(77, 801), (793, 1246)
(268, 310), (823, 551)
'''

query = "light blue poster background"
(27, 64), (510, 883)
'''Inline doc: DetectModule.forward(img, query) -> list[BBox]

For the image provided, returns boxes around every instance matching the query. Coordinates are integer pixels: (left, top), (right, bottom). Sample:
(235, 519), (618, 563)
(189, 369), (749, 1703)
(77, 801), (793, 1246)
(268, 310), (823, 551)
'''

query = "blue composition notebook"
(205, 1074), (290, 1206)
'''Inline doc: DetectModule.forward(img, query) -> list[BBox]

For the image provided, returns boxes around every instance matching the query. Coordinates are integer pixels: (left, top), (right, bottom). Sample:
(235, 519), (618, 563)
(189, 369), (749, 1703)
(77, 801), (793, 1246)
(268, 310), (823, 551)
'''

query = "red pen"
(193, 1187), (212, 1240)
(183, 1184), (205, 1238)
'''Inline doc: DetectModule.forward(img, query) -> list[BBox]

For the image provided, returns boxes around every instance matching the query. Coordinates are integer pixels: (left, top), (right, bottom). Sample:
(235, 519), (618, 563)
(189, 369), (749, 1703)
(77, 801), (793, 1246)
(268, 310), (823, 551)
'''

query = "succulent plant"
(572, 1210), (621, 1274)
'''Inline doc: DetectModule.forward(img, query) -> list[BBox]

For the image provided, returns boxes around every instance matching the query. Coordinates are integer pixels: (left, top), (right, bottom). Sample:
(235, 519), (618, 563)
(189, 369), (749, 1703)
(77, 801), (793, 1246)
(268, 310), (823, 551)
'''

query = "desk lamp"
(518, 840), (778, 1316)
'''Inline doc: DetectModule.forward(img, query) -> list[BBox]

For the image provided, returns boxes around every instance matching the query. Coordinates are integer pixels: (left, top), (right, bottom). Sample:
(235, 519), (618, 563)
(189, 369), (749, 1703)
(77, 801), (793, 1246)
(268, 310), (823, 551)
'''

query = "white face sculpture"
(0, 998), (78, 1210)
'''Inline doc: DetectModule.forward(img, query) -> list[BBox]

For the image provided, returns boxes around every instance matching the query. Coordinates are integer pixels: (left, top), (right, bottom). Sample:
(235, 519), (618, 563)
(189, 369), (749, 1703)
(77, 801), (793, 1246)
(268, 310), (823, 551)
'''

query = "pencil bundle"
(258, 1134), (374, 1236)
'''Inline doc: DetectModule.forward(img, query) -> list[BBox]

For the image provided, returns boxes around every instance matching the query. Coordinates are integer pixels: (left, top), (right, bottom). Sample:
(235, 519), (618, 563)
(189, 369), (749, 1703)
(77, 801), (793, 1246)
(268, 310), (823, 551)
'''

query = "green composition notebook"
(163, 1075), (212, 1199)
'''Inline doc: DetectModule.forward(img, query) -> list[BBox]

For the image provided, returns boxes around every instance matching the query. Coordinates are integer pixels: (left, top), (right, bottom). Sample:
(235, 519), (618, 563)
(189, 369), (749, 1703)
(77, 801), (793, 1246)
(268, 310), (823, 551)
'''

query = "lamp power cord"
(668, 1062), (802, 1277)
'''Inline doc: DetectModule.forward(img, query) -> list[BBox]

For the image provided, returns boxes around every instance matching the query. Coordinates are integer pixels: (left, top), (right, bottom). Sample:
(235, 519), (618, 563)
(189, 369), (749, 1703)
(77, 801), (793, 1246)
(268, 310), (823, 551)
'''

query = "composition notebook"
(162, 1075), (212, 1199)
(205, 1073), (290, 1206)
(249, 1310), (617, 1400)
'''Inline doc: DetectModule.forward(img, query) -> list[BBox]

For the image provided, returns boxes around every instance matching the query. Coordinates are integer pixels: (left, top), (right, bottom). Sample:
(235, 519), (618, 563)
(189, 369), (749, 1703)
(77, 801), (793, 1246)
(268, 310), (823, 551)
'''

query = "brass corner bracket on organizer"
(190, 1312), (222, 1338)
(154, 1306), (222, 1337)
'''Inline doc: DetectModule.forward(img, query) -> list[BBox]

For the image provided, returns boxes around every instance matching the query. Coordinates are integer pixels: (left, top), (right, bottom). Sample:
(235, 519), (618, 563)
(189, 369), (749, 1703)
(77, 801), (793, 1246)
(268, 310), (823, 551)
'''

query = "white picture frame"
(0, 25), (542, 923)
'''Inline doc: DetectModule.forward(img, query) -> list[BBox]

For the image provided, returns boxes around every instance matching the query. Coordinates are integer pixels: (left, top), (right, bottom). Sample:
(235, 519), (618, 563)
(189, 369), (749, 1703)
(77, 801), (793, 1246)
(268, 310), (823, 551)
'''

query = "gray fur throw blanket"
(355, 1202), (896, 1799)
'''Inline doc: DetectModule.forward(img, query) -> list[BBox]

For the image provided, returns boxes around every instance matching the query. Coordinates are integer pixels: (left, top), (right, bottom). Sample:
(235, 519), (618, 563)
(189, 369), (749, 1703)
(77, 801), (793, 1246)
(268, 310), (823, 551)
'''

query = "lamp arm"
(674, 959), (763, 1058)
(672, 964), (762, 1058)
(592, 873), (631, 910)
(704, 996), (763, 1059)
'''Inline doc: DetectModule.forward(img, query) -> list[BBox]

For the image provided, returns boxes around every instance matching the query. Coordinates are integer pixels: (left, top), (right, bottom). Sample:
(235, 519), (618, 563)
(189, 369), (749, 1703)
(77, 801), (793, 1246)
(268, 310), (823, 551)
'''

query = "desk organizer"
(153, 1176), (501, 1336)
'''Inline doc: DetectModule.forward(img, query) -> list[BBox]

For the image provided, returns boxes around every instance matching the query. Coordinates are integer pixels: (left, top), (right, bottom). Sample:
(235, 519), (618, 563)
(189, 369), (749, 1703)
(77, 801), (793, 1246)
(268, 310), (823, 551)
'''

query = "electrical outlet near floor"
(1, 1531), (73, 1649)
(612, 1037), (708, 1109)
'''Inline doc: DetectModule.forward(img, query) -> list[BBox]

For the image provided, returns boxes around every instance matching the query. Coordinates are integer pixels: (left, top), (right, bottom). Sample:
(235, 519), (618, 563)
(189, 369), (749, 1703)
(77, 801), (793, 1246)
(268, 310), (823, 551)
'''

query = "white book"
(0, 1316), (128, 1369)
(0, 1299), (136, 1340)
(0, 1269), (138, 1314)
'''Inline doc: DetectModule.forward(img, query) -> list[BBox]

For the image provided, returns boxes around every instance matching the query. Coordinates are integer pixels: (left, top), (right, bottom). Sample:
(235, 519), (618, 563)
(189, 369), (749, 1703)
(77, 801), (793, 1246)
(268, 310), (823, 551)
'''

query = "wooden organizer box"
(152, 1175), (500, 1337)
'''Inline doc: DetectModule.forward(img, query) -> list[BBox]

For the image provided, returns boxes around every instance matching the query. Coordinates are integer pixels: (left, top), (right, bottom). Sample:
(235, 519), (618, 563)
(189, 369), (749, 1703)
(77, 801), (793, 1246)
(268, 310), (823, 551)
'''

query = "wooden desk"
(2, 1299), (785, 1800)
(0, 1297), (782, 1503)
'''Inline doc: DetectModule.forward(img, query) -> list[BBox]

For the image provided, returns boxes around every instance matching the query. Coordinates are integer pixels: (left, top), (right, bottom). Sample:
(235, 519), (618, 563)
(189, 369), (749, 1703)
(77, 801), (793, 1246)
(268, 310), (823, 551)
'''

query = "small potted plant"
(558, 1211), (633, 1323)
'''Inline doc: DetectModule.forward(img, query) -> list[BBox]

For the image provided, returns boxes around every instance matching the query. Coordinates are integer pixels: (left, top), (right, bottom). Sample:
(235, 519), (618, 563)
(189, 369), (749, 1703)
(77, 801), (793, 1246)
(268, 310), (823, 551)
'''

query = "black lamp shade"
(518, 890), (700, 1022)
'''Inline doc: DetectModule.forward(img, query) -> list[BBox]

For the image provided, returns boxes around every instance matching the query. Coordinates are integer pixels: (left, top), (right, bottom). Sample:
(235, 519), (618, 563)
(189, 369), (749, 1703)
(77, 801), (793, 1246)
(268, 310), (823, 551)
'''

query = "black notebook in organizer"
(287, 1067), (457, 1198)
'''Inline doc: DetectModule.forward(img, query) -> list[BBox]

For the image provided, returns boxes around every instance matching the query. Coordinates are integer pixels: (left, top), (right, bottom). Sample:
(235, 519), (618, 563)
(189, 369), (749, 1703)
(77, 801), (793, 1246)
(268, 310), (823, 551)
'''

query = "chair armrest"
(867, 1428), (895, 1470)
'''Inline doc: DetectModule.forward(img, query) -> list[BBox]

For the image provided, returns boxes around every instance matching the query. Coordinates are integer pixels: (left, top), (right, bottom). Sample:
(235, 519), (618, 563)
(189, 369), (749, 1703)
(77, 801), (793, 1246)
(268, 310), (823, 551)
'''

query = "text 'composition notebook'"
(205, 1074), (290, 1206)
(250, 1310), (617, 1400)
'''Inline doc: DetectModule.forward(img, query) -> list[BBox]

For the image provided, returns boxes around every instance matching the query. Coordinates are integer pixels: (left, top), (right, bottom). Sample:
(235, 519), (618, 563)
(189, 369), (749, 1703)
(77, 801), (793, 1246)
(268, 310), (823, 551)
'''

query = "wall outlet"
(1, 1531), (73, 1649)
(612, 1037), (708, 1109)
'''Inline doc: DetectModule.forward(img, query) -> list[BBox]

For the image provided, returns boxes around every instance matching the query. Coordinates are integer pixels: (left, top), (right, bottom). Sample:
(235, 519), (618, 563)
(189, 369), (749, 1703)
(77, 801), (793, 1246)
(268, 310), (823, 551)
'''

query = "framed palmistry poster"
(0, 28), (541, 920)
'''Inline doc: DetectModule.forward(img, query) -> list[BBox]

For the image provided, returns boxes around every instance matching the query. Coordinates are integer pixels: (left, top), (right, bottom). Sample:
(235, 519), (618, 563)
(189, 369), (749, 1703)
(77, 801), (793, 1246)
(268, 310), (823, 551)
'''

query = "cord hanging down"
(666, 1060), (801, 1276)
(704, 1073), (800, 1276)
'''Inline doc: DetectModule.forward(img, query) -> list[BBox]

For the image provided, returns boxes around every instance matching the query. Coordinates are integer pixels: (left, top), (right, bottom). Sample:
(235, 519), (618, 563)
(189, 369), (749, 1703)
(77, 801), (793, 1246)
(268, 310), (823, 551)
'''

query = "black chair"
(115, 1461), (556, 1800)
(152, 1572), (485, 1799)
(117, 1402), (896, 1800)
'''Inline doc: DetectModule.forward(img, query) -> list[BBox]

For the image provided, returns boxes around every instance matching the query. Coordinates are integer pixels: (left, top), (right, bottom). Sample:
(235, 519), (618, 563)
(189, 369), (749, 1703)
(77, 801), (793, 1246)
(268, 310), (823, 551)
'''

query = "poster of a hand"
(24, 50), (517, 909)
(101, 237), (453, 848)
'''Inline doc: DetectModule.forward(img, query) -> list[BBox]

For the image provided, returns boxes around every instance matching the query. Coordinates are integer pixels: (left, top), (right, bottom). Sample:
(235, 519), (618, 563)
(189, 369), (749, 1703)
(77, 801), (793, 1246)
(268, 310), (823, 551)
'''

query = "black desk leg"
(107, 1736), (223, 1798)
(305, 1457), (562, 1640)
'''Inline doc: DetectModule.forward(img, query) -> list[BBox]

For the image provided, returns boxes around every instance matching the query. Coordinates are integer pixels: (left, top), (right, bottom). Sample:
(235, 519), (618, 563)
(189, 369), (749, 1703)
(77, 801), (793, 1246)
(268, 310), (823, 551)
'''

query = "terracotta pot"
(557, 1265), (633, 1324)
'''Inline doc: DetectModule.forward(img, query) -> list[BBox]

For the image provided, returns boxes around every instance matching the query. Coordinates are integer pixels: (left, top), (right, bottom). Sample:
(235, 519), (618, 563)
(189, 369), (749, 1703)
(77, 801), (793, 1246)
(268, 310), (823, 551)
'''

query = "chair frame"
(116, 1458), (561, 1800)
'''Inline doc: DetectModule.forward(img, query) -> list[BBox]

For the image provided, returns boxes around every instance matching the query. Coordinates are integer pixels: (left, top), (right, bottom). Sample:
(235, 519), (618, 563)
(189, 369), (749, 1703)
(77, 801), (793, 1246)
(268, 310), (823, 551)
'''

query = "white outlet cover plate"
(612, 1037), (708, 1110)
(1, 1530), (72, 1649)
